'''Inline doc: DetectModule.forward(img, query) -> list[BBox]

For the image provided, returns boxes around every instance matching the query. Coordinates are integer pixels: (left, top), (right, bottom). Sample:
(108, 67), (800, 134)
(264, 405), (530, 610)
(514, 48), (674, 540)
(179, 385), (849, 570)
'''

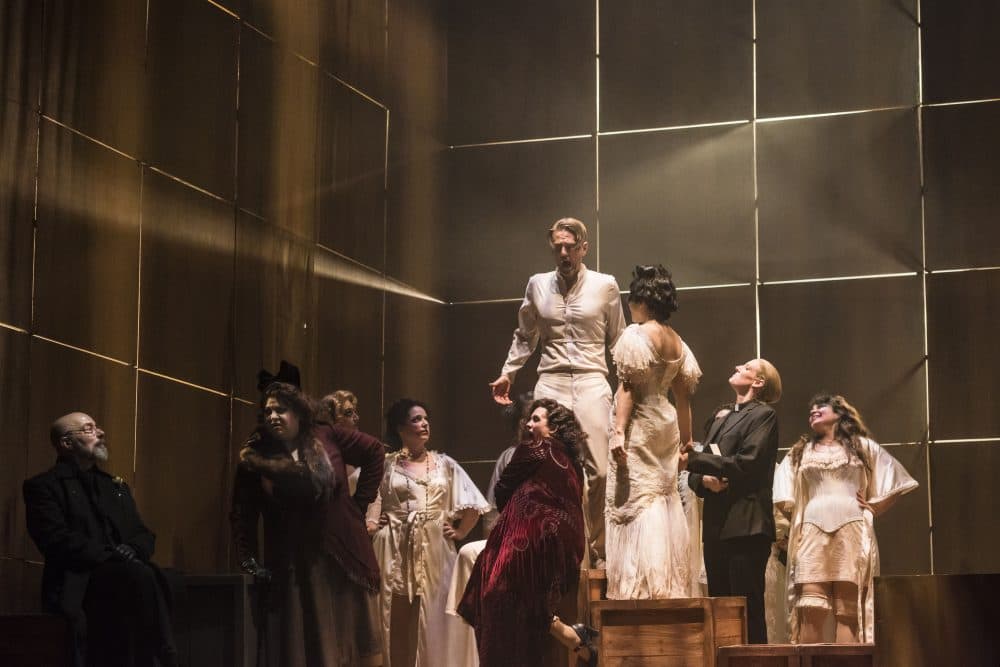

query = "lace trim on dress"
(800, 445), (864, 472)
(678, 341), (702, 393)
(612, 324), (660, 383)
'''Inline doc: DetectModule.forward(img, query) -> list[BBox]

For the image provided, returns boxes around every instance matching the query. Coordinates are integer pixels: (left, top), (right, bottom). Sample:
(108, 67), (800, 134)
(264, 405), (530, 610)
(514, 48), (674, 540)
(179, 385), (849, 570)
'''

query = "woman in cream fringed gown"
(606, 265), (702, 599)
(773, 394), (917, 643)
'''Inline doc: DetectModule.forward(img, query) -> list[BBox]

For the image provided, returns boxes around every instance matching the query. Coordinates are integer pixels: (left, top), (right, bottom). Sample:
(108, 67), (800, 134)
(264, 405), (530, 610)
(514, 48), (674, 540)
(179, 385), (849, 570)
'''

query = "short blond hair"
(318, 389), (357, 422)
(548, 218), (588, 245)
(753, 358), (782, 404)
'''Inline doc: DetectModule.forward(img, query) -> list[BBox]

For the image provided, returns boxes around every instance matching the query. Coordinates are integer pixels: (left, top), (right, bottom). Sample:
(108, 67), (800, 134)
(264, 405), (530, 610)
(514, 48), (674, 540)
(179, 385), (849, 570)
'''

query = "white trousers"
(534, 371), (612, 563)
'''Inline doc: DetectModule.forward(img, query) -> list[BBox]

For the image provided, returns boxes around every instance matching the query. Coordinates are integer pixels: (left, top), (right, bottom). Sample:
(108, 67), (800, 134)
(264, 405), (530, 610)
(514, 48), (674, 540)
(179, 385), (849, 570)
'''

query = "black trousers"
(81, 560), (177, 667)
(703, 534), (772, 644)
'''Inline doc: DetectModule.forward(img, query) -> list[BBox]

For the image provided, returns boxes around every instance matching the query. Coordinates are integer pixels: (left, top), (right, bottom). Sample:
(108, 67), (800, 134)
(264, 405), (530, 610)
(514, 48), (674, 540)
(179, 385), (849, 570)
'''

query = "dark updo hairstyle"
(529, 398), (586, 472)
(627, 264), (678, 323)
(385, 398), (430, 450)
(258, 381), (316, 445)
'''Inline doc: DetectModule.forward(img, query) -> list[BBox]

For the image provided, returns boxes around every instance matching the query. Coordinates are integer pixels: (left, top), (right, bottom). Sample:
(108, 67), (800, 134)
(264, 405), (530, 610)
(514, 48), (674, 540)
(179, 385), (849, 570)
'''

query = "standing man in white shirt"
(489, 218), (626, 565)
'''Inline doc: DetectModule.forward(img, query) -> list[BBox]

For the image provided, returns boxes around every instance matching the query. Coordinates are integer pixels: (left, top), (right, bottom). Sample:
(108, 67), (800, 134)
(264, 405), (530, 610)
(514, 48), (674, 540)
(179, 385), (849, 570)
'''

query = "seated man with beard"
(23, 412), (177, 667)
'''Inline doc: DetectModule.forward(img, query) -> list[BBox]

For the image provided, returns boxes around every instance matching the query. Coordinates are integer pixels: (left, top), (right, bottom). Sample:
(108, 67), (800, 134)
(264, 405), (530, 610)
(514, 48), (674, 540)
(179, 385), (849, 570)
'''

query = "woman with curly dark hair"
(458, 398), (596, 667)
(231, 377), (386, 666)
(773, 394), (917, 644)
(606, 264), (702, 600)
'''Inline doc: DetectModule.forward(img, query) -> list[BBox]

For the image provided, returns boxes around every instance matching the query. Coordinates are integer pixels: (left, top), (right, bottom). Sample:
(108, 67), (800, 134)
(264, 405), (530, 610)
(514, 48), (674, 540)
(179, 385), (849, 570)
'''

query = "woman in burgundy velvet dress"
(458, 398), (598, 666)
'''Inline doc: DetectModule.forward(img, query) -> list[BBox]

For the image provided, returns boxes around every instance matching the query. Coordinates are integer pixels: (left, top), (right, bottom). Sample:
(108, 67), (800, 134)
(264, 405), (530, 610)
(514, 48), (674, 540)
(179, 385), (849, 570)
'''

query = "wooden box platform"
(718, 643), (874, 667)
(591, 596), (747, 667)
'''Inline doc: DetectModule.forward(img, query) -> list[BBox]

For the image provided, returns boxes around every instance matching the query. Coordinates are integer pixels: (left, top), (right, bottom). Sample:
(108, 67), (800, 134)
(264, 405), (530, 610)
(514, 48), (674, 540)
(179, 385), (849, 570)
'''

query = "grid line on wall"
(915, 0), (935, 574)
(442, 0), (1000, 578)
(0, 0), (439, 583)
(752, 0), (761, 356)
(595, 0), (601, 270)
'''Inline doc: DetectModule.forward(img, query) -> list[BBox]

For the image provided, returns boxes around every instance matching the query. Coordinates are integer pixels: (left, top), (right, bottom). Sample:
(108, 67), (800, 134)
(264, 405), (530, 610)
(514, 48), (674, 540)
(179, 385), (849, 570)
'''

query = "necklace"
(398, 451), (432, 514)
(399, 447), (428, 462)
(550, 447), (569, 469)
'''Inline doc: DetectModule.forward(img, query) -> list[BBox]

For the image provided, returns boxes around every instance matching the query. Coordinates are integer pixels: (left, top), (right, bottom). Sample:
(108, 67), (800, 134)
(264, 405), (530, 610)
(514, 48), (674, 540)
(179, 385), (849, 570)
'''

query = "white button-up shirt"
(501, 265), (626, 380)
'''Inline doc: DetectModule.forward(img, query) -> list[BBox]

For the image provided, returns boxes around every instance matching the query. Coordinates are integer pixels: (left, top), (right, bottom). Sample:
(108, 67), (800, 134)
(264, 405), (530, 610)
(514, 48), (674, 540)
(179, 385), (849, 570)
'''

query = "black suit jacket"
(686, 401), (779, 542)
(23, 459), (157, 619)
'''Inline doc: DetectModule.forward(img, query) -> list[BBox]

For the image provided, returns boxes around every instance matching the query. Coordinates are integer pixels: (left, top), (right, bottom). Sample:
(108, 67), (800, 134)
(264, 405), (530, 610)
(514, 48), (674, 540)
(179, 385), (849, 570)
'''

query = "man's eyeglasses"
(65, 424), (99, 436)
(551, 242), (580, 252)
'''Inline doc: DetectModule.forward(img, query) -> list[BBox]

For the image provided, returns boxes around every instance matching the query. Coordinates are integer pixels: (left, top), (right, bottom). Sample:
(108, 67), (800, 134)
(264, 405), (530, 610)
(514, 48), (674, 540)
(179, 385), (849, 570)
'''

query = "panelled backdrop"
(1, 0), (998, 611)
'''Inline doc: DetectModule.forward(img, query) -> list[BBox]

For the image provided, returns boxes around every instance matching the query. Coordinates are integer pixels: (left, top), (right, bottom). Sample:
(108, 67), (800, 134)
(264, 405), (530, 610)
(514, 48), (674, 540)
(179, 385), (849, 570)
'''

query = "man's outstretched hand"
(489, 375), (513, 405)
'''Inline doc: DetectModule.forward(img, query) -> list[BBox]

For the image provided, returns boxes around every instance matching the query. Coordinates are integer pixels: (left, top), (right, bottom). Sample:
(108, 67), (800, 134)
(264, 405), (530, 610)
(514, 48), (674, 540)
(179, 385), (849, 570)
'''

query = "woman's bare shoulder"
(650, 322), (682, 360)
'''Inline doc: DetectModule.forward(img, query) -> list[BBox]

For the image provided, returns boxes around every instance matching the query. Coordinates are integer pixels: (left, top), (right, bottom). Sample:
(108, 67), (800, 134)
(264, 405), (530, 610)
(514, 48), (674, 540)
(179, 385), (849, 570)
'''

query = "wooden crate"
(582, 567), (608, 603)
(718, 643), (874, 667)
(591, 596), (747, 667)
(718, 644), (798, 667)
(799, 643), (874, 667)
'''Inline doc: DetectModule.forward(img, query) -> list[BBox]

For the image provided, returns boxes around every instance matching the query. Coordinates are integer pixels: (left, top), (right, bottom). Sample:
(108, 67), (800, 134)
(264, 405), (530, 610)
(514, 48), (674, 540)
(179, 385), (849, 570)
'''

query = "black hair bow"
(257, 360), (301, 391)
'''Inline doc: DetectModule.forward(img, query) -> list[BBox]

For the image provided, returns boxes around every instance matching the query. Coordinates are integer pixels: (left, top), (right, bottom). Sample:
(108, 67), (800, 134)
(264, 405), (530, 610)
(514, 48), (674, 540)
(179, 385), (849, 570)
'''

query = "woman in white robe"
(774, 394), (917, 643)
(367, 399), (490, 666)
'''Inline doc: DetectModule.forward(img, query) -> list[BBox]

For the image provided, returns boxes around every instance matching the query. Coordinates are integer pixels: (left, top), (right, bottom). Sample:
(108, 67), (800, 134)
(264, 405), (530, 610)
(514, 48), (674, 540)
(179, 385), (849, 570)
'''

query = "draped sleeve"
(773, 454), (795, 516)
(441, 454), (490, 518)
(863, 438), (919, 503)
(493, 440), (548, 512)
(612, 324), (658, 384)
(678, 341), (702, 393)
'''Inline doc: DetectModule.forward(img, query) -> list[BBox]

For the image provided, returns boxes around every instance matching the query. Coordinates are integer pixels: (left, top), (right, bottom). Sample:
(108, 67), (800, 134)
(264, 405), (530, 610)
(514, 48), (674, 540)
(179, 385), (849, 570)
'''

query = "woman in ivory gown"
(366, 399), (490, 667)
(774, 394), (917, 644)
(606, 265), (702, 599)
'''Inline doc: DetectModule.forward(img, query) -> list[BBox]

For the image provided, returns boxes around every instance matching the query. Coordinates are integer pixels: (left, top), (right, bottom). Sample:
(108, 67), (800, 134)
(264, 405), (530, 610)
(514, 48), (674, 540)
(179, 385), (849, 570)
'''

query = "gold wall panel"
(0, 328), (29, 558)
(600, 0), (752, 130)
(757, 110), (921, 281)
(43, 0), (146, 157)
(384, 293), (448, 437)
(135, 372), (231, 571)
(34, 119), (141, 362)
(757, 0), (917, 117)
(385, 0), (448, 296)
(671, 286), (757, 437)
(923, 102), (1000, 270)
(0, 100), (35, 327)
(930, 442), (1000, 574)
(233, 212), (315, 402)
(599, 124), (755, 289)
(237, 29), (320, 240)
(1, 0), (43, 108)
(759, 277), (926, 445)
(316, 78), (387, 271)
(144, 0), (237, 198)
(312, 265), (383, 435)
(444, 301), (540, 462)
(446, 137), (595, 302)
(448, 0), (594, 144)
(139, 169), (235, 393)
(922, 0), (1000, 104)
(927, 271), (1000, 440)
